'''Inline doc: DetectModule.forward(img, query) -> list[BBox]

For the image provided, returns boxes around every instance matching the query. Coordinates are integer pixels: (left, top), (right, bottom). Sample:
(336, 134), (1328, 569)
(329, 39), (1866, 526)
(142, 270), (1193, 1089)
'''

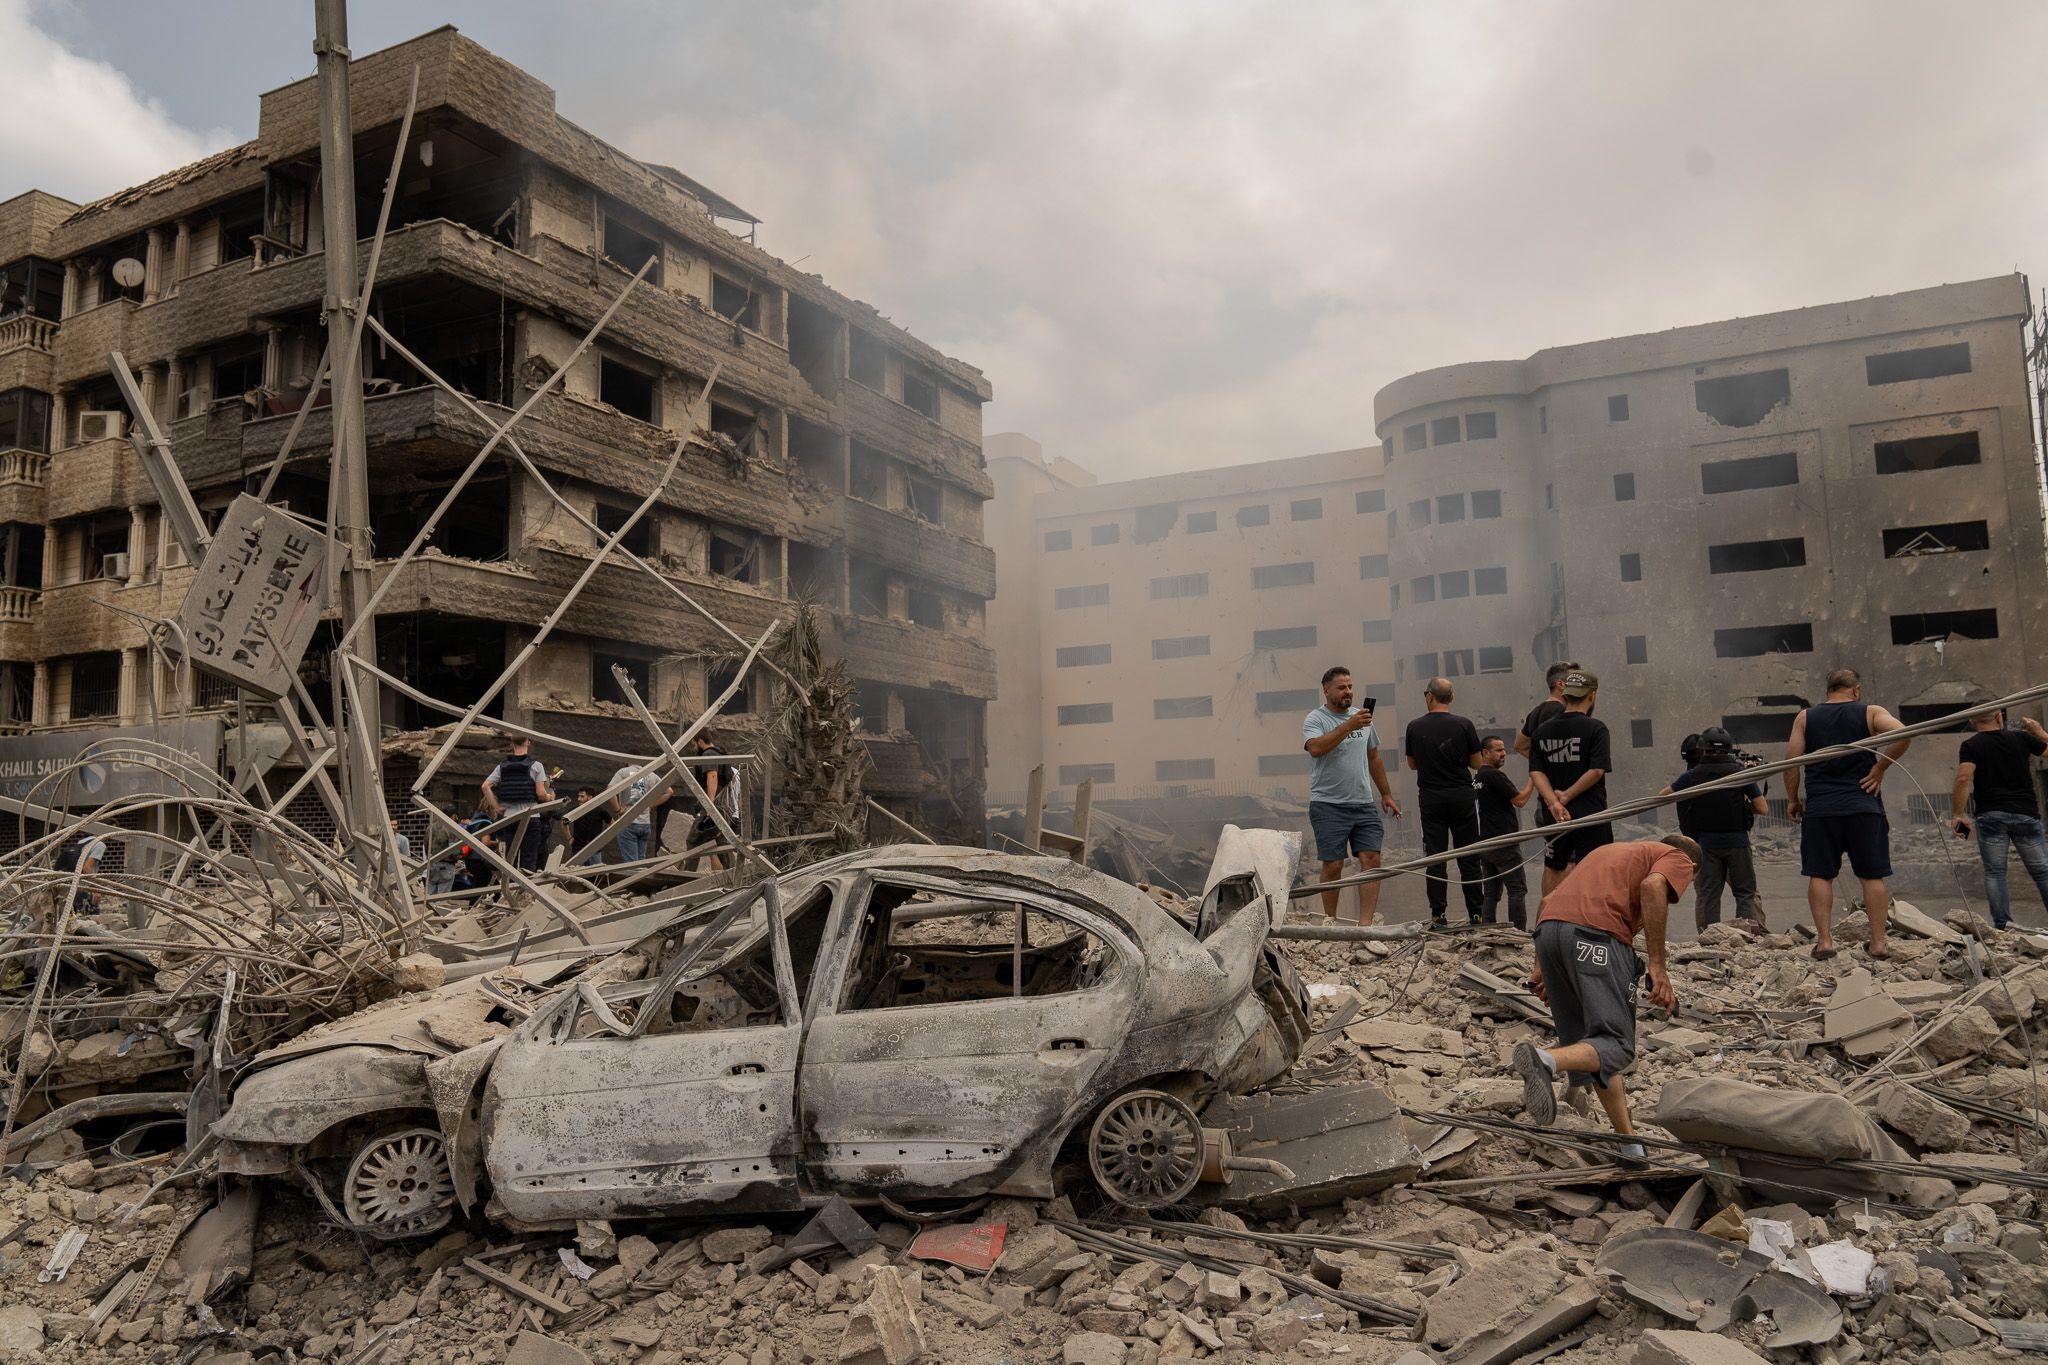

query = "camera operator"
(1660, 726), (1768, 931)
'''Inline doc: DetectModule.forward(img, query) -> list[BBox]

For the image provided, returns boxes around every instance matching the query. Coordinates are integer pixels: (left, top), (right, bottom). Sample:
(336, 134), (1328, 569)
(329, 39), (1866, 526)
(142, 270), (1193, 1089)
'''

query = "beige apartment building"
(986, 436), (1394, 804)
(1373, 273), (2048, 817)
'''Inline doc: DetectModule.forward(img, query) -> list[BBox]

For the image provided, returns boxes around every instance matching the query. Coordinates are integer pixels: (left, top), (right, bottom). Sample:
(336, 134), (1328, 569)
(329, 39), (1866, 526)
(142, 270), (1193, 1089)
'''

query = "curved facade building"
(1374, 274), (2047, 810)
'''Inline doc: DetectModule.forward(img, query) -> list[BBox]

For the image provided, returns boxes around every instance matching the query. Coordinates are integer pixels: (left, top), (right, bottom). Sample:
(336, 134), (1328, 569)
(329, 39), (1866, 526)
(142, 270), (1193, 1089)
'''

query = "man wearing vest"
(1785, 669), (1911, 960)
(1662, 727), (1768, 931)
(482, 736), (555, 873)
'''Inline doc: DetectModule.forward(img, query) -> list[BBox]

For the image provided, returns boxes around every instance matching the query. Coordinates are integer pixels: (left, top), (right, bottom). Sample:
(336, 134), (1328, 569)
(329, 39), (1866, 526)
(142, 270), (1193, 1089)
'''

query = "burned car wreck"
(210, 836), (1353, 1238)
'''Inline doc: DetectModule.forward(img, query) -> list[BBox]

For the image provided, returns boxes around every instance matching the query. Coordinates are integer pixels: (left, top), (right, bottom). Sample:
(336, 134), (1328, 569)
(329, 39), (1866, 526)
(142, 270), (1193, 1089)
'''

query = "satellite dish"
(112, 257), (145, 289)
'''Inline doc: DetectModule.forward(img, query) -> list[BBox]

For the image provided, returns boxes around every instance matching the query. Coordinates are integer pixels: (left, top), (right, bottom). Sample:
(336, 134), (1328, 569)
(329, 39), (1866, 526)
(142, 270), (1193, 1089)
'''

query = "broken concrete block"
(608, 1321), (663, 1348)
(704, 1225), (775, 1263)
(838, 1265), (925, 1365)
(1861, 1081), (1972, 1149)
(1635, 1329), (1769, 1365)
(0, 1306), (44, 1355)
(1425, 1248), (1599, 1365)
(506, 1333), (593, 1365)
(389, 951), (447, 993)
(1063, 1333), (1126, 1365)
(1250, 1309), (1311, 1353)
(1926, 1005), (2004, 1063)
(926, 1287), (1006, 1330)
(1157, 1262), (1203, 1306)
(1198, 1270), (1241, 1310)
(1822, 970), (1912, 1057)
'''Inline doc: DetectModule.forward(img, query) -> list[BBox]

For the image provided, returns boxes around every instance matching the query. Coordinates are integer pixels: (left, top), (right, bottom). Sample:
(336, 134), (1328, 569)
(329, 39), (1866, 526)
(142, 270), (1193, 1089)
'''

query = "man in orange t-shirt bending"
(1512, 835), (1702, 1161)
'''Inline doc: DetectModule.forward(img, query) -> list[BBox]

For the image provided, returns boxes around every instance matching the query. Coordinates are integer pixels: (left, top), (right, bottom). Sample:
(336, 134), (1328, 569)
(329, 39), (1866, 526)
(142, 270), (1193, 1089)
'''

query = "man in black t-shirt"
(1516, 661), (1580, 831)
(1952, 710), (2048, 928)
(1404, 677), (1485, 926)
(1531, 670), (1612, 898)
(1473, 736), (1535, 928)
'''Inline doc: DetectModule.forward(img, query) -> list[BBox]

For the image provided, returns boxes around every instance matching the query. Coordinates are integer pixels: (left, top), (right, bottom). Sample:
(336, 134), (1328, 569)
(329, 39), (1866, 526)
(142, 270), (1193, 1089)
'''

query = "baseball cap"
(1560, 669), (1597, 698)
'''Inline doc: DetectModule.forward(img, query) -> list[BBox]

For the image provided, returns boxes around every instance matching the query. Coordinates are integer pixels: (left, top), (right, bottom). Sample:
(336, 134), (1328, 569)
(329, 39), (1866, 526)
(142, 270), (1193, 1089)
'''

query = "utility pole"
(313, 0), (386, 869)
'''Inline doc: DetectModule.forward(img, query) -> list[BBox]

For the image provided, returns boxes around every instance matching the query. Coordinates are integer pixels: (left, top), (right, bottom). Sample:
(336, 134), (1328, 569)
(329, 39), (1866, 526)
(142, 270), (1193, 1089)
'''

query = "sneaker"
(1512, 1042), (1557, 1125)
(1618, 1141), (1648, 1166)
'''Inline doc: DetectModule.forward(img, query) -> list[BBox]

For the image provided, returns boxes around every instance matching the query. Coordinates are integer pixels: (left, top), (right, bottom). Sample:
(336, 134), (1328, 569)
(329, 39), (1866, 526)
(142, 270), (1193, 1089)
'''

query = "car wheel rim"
(1089, 1089), (1201, 1209)
(343, 1127), (454, 1237)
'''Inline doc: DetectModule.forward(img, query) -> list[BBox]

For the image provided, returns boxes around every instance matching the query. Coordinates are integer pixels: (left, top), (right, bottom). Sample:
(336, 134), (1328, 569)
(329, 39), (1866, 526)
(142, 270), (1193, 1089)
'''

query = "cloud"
(0, 0), (230, 206)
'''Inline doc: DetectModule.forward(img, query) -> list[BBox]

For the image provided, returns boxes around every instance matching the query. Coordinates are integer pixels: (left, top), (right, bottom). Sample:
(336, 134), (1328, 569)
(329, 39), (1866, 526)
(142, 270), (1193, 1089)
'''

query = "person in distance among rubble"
(1661, 727), (1768, 932)
(1302, 666), (1402, 924)
(1512, 835), (1702, 1162)
(1951, 708), (2048, 930)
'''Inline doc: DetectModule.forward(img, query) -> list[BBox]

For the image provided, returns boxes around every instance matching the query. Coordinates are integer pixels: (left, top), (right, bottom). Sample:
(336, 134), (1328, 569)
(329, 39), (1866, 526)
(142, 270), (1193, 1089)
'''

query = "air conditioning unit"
(100, 552), (130, 581)
(77, 410), (126, 443)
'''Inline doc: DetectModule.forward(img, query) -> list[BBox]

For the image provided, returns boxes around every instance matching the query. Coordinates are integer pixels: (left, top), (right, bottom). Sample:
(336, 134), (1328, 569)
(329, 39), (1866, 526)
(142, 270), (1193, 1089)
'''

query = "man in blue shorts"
(1785, 669), (1910, 959)
(1303, 666), (1402, 923)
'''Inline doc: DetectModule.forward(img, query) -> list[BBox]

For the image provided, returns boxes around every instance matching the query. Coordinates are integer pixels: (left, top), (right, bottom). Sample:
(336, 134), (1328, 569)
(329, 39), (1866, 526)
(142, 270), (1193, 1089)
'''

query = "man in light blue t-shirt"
(1303, 665), (1403, 923)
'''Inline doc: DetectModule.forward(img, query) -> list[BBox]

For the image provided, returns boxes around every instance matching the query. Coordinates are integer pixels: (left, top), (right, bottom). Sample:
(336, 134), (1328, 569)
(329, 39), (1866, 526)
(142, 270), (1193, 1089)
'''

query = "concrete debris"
(1635, 1328), (1771, 1365)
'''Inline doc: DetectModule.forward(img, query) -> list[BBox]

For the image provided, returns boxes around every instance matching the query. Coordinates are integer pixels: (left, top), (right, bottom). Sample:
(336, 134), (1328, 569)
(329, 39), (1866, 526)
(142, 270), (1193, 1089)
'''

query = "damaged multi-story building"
(1375, 274), (2048, 815)
(0, 25), (996, 843)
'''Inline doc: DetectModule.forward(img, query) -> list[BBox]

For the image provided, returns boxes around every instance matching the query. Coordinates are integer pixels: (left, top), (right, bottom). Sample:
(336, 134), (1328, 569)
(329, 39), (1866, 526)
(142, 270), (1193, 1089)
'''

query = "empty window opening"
(1253, 625), (1317, 650)
(1882, 520), (1990, 557)
(848, 331), (885, 388)
(1259, 753), (1313, 777)
(1899, 703), (1973, 733)
(1135, 504), (1178, 542)
(1362, 618), (1392, 643)
(901, 372), (940, 420)
(1625, 634), (1648, 664)
(1631, 719), (1655, 749)
(1360, 554), (1389, 579)
(1695, 369), (1790, 427)
(1539, 405), (1548, 433)
(1413, 651), (1439, 677)
(1152, 635), (1209, 660)
(1702, 450), (1799, 494)
(602, 217), (662, 282)
(1713, 623), (1814, 657)
(1437, 493), (1466, 523)
(1473, 566), (1507, 596)
(85, 515), (129, 580)
(1407, 499), (1431, 527)
(592, 650), (652, 707)
(1471, 489), (1502, 519)
(1465, 411), (1498, 440)
(1186, 510), (1218, 534)
(1253, 561), (1314, 590)
(709, 403), (760, 457)
(709, 531), (759, 583)
(1474, 646), (1511, 674)
(849, 443), (889, 503)
(1154, 696), (1213, 720)
(787, 295), (839, 396)
(851, 560), (892, 618)
(1157, 758), (1215, 781)
(1056, 644), (1111, 668)
(1875, 430), (1980, 475)
(1619, 553), (1642, 582)
(1058, 703), (1113, 726)
(1290, 497), (1323, 521)
(1410, 576), (1436, 604)
(599, 357), (657, 423)
(1608, 394), (1630, 423)
(1356, 489), (1386, 514)
(594, 501), (654, 558)
(210, 345), (266, 407)
(1866, 342), (1970, 386)
(1090, 522), (1119, 546)
(1042, 528), (1072, 552)
(1721, 712), (1796, 744)
(1059, 764), (1113, 786)
(1431, 415), (1462, 445)
(905, 477), (943, 523)
(1708, 537), (1807, 574)
(1613, 472), (1636, 501)
(1403, 422), (1427, 452)
(1150, 573), (1207, 600)
(1054, 583), (1110, 610)
(1439, 569), (1470, 599)
(1440, 648), (1476, 678)
(1892, 609), (1998, 645)
(1236, 504), (1270, 528)
(711, 274), (760, 329)
(906, 587), (944, 629)
(1256, 689), (1318, 714)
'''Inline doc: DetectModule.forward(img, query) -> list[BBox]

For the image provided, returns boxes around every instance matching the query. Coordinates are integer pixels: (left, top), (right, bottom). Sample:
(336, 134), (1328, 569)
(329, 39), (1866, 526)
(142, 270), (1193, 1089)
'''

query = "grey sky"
(8, 0), (2045, 481)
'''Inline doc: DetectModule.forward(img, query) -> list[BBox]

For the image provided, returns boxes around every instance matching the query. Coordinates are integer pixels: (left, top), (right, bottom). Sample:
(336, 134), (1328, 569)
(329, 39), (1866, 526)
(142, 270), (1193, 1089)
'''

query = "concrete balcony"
(0, 316), (57, 356)
(840, 497), (996, 600)
(0, 585), (36, 660)
(0, 450), (47, 525)
(826, 610), (995, 699)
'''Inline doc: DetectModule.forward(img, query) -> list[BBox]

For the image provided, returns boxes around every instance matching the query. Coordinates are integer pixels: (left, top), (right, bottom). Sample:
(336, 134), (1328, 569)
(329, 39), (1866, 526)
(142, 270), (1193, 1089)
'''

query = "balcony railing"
(0, 586), (39, 622)
(0, 451), (48, 487)
(0, 316), (57, 356)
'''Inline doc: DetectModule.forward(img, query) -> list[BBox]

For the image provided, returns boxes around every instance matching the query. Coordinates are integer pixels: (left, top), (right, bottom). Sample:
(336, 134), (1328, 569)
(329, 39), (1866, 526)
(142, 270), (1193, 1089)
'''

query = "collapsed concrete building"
(0, 25), (997, 845)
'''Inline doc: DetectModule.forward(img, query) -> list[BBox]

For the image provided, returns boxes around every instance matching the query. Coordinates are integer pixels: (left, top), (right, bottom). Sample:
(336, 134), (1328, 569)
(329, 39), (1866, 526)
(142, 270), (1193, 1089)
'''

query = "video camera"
(1682, 728), (1766, 770)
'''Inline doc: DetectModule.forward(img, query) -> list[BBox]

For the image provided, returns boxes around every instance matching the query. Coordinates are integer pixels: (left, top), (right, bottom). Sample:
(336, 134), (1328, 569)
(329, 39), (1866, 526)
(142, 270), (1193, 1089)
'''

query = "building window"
(594, 502), (654, 558)
(1538, 405), (1547, 434)
(1431, 415), (1462, 446)
(1388, 510), (1398, 537)
(1891, 609), (1998, 645)
(1708, 537), (1807, 574)
(1619, 634), (1647, 665)
(1882, 520), (1991, 557)
(1478, 646), (1513, 673)
(1414, 651), (1439, 677)
(1090, 522), (1119, 546)
(1544, 483), (1554, 509)
(1721, 713), (1798, 744)
(1474, 566), (1507, 596)
(1898, 703), (1973, 733)
(1043, 528), (1072, 551)
(1874, 431), (1980, 475)
(1437, 648), (1472, 677)
(1702, 450), (1799, 494)
(1361, 618), (1392, 643)
(0, 389), (52, 454)
(1439, 570), (1470, 599)
(710, 272), (761, 327)
(1619, 553), (1642, 582)
(1695, 369), (1790, 427)
(1391, 582), (1399, 609)
(1436, 493), (1466, 523)
(1154, 696), (1213, 720)
(1054, 583), (1110, 609)
(1152, 635), (1210, 659)
(1135, 504), (1177, 540)
(1465, 411), (1497, 440)
(67, 652), (120, 719)
(1356, 489), (1385, 514)
(1252, 561), (1314, 590)
(1186, 510), (1218, 534)
(1236, 504), (1270, 528)
(1290, 497), (1323, 521)
(1359, 553), (1389, 579)
(1608, 394), (1629, 422)
(1631, 719), (1655, 749)
(1056, 644), (1111, 667)
(848, 331), (885, 388)
(1060, 763), (1114, 784)
(1156, 758), (1215, 781)
(1256, 689), (1319, 714)
(1613, 472), (1636, 501)
(1259, 753), (1313, 777)
(1058, 703), (1114, 726)
(1471, 489), (1502, 519)
(1253, 626), (1318, 650)
(1149, 572), (1208, 600)
(901, 371), (940, 420)
(1713, 623), (1814, 657)
(1403, 422), (1427, 453)
(1410, 575), (1436, 604)
(1407, 499), (1431, 527)
(593, 650), (653, 706)
(598, 357), (658, 423)
(1866, 342), (1970, 386)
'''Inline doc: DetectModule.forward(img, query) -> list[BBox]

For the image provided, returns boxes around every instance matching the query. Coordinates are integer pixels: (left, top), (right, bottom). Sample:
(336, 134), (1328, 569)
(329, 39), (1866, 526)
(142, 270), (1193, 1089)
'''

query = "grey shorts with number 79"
(1533, 919), (1641, 1088)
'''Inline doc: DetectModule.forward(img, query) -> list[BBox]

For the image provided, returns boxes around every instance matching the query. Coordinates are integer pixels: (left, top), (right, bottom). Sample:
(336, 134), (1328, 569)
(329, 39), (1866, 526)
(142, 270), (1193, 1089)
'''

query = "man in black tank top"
(1785, 669), (1911, 959)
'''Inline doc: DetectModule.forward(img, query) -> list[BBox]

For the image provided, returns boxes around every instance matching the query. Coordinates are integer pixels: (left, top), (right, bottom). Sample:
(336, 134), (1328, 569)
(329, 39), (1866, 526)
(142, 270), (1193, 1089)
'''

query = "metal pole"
(313, 0), (384, 868)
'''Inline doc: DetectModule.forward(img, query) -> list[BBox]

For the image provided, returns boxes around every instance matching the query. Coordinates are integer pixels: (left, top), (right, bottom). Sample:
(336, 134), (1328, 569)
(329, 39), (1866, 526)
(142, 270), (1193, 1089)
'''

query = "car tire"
(341, 1125), (455, 1239)
(1087, 1088), (1203, 1210)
